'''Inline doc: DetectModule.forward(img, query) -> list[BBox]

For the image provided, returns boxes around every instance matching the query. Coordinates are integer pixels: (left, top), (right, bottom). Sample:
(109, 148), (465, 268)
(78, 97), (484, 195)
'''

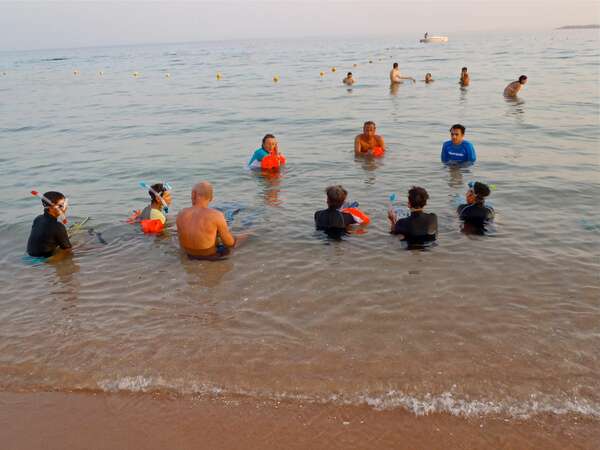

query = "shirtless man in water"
(504, 75), (527, 97)
(354, 121), (385, 156)
(390, 62), (415, 83)
(176, 181), (242, 259)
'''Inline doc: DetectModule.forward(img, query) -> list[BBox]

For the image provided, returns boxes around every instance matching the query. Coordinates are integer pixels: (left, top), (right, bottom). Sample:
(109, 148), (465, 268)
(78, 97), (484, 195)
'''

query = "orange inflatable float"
(260, 153), (286, 170)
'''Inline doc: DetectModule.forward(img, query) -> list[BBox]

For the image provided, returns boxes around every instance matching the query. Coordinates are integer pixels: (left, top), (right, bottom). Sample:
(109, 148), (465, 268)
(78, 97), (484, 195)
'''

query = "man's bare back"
(176, 182), (235, 257)
(504, 75), (527, 97)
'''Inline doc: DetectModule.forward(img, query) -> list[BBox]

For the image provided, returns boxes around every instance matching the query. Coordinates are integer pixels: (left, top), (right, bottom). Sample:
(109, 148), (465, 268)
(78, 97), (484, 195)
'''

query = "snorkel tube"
(139, 181), (171, 213)
(31, 190), (68, 224)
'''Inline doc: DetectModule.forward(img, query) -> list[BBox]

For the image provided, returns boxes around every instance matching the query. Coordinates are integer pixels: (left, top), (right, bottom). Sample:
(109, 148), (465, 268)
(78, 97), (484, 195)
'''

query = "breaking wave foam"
(97, 376), (600, 420)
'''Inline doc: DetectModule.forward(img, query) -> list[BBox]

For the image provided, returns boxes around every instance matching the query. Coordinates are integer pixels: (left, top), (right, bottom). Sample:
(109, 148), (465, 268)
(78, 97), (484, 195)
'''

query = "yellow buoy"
(352, 64), (358, 68)
(368, 60), (373, 64)
(273, 75), (279, 82)
(98, 71), (104, 76)
(331, 67), (336, 72)
(216, 72), (222, 80)
(165, 73), (171, 78)
(133, 71), (139, 77)
(73, 70), (80, 76)
(320, 71), (325, 77)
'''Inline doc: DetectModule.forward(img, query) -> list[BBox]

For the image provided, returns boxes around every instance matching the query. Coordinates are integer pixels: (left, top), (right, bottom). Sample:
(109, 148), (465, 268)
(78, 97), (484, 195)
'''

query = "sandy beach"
(1, 391), (598, 449)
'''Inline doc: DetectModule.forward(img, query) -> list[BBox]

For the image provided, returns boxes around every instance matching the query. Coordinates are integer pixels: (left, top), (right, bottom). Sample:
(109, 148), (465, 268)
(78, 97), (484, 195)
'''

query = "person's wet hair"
(462, 67), (468, 72)
(326, 185), (348, 209)
(149, 183), (166, 202)
(408, 186), (429, 209)
(347, 72), (352, 77)
(519, 75), (527, 83)
(262, 133), (275, 146)
(41, 191), (65, 208)
(363, 120), (376, 128)
(393, 62), (398, 69)
(472, 182), (491, 201)
(450, 124), (466, 134)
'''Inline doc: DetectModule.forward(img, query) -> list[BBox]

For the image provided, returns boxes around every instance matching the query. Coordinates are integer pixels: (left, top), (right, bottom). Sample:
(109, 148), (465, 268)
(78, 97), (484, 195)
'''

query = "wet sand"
(1, 391), (598, 449)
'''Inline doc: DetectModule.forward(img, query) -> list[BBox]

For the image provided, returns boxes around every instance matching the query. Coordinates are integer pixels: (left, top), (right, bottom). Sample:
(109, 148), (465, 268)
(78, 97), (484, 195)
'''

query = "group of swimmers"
(341, 62), (528, 97)
(26, 122), (494, 260)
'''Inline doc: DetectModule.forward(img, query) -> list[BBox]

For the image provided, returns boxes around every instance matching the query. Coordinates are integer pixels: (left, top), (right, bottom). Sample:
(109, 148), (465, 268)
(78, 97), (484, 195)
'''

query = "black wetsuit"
(315, 207), (356, 238)
(392, 211), (437, 245)
(26, 211), (72, 257)
(457, 203), (495, 234)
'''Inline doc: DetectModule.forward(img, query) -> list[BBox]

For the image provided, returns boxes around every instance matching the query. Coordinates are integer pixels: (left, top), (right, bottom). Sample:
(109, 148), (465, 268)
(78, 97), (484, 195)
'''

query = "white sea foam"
(96, 376), (600, 419)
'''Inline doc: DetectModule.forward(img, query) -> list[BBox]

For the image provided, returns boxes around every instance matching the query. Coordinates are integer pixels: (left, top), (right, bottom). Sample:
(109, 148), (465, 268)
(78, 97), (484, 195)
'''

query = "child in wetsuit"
(27, 191), (72, 257)
(457, 181), (495, 234)
(314, 185), (356, 238)
(388, 186), (437, 246)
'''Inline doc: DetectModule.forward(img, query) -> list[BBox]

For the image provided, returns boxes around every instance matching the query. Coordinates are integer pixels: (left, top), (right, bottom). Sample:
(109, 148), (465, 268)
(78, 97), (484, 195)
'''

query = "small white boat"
(420, 36), (448, 43)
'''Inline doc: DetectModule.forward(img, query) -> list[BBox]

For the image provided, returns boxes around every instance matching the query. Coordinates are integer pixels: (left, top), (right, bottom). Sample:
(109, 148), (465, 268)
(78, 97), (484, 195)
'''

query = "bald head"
(192, 181), (213, 205)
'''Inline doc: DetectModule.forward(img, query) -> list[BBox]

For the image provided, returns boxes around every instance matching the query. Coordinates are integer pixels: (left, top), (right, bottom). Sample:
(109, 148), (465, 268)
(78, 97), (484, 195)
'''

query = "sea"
(0, 30), (599, 425)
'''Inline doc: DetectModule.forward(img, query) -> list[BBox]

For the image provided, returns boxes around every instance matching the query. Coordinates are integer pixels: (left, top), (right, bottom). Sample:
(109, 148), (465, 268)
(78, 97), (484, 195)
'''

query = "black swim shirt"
(392, 211), (438, 244)
(26, 211), (72, 257)
(314, 208), (356, 238)
(457, 203), (495, 226)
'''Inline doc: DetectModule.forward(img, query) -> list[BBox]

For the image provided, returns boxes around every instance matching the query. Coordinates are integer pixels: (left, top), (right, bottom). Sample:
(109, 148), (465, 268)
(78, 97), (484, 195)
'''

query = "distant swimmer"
(504, 75), (528, 97)
(176, 181), (244, 260)
(390, 62), (415, 84)
(424, 73), (434, 83)
(441, 124), (476, 165)
(315, 185), (369, 238)
(343, 72), (355, 85)
(354, 121), (385, 157)
(459, 67), (470, 87)
(138, 183), (172, 233)
(424, 32), (429, 39)
(27, 191), (72, 257)
(457, 181), (495, 234)
(388, 186), (438, 246)
(248, 134), (286, 171)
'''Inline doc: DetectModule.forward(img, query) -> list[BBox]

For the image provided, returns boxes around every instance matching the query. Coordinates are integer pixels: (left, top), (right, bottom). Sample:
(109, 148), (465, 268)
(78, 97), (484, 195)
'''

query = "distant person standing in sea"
(390, 62), (415, 84)
(343, 72), (355, 85)
(504, 75), (528, 97)
(459, 67), (470, 86)
(176, 181), (245, 260)
(354, 121), (386, 156)
(441, 124), (476, 165)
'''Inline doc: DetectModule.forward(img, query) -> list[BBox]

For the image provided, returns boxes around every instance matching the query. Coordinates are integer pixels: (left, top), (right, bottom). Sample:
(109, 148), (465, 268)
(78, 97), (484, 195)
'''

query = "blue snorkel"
(139, 181), (171, 213)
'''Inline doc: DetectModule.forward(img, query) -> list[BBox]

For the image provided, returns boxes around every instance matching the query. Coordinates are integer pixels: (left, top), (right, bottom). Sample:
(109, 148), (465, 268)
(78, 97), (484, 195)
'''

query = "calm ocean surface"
(0, 31), (599, 420)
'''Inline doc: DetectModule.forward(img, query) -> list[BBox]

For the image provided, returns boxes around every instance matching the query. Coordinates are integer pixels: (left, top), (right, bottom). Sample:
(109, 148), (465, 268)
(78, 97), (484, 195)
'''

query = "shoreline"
(1, 391), (598, 449)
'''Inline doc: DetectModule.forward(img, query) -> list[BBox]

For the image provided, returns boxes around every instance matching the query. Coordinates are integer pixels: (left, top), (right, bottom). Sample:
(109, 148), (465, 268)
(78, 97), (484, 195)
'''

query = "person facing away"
(441, 124), (476, 165)
(27, 191), (72, 257)
(504, 75), (528, 97)
(315, 185), (356, 237)
(139, 183), (172, 224)
(424, 73), (434, 83)
(457, 181), (495, 233)
(354, 121), (385, 156)
(424, 32), (429, 39)
(460, 67), (470, 87)
(388, 186), (438, 246)
(248, 134), (285, 170)
(176, 181), (240, 259)
(343, 72), (355, 85)
(390, 62), (416, 84)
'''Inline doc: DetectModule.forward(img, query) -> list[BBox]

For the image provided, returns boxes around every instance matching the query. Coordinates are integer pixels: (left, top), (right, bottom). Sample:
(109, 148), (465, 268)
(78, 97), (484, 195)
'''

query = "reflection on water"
(504, 96), (526, 117)
(446, 165), (465, 189)
(253, 170), (282, 207)
(389, 82), (400, 96)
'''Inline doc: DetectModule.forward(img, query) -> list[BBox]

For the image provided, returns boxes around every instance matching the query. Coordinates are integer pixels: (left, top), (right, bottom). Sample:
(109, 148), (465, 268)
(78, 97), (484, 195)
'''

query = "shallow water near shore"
(0, 30), (599, 432)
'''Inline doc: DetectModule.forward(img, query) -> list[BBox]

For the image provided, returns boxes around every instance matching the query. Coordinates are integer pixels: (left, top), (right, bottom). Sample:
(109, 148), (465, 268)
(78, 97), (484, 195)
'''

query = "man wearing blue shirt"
(441, 124), (476, 165)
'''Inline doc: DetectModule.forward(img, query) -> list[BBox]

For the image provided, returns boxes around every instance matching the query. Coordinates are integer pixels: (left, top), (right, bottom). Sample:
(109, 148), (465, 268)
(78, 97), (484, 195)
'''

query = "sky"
(0, 1), (599, 51)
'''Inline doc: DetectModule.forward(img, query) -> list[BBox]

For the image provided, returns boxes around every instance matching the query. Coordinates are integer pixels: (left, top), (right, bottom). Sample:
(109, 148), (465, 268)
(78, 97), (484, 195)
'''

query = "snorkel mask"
(139, 182), (172, 213)
(31, 190), (68, 224)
